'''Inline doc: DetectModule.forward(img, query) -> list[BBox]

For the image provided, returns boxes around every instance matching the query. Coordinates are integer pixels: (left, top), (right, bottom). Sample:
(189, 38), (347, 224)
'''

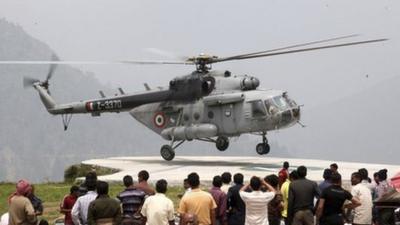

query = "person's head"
(233, 173), (244, 185)
(250, 176), (262, 191)
(330, 172), (342, 185)
(182, 213), (198, 225)
(138, 170), (150, 182)
(187, 172), (200, 188)
(96, 181), (109, 195)
(221, 172), (232, 185)
(378, 169), (388, 181)
(213, 175), (223, 188)
(16, 179), (32, 196)
(283, 161), (289, 169)
(85, 171), (97, 191)
(323, 168), (332, 181)
(70, 185), (80, 196)
(123, 175), (134, 188)
(330, 163), (338, 173)
(351, 172), (362, 186)
(183, 178), (190, 190)
(373, 172), (380, 184)
(264, 174), (279, 189)
(156, 179), (168, 194)
(358, 168), (369, 181)
(297, 166), (307, 178)
(289, 170), (298, 181)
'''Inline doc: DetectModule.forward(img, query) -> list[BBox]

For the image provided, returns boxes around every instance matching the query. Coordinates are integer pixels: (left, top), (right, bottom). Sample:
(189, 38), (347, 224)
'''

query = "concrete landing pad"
(82, 156), (400, 185)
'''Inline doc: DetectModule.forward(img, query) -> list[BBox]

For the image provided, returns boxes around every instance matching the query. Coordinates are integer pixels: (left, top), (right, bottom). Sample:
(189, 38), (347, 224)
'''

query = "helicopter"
(1, 35), (387, 161)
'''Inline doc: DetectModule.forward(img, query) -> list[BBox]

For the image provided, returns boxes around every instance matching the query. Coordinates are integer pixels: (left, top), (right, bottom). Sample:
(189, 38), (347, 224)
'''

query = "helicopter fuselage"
(130, 71), (301, 141)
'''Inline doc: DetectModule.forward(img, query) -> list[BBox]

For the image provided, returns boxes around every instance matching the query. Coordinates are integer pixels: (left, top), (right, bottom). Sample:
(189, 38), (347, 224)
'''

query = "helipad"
(82, 156), (400, 185)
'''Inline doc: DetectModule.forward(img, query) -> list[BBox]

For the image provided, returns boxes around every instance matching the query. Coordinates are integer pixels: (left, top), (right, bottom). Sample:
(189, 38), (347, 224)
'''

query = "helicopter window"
(264, 99), (274, 114)
(251, 100), (266, 117)
(193, 113), (200, 120)
(283, 94), (297, 107)
(273, 96), (289, 110)
(208, 111), (214, 119)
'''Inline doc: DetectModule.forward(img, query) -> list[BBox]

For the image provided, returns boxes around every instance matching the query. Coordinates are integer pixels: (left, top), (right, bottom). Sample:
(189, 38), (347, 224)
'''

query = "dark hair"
(221, 172), (232, 184)
(358, 168), (369, 180)
(233, 173), (244, 185)
(138, 170), (150, 181)
(187, 172), (200, 188)
(264, 174), (279, 189)
(289, 170), (298, 180)
(213, 176), (223, 188)
(123, 175), (133, 187)
(352, 172), (362, 181)
(156, 179), (168, 193)
(85, 172), (97, 191)
(70, 185), (79, 194)
(330, 172), (342, 184)
(283, 161), (289, 169)
(330, 163), (338, 170)
(378, 169), (388, 181)
(96, 181), (109, 195)
(250, 176), (261, 190)
(323, 168), (332, 180)
(297, 166), (307, 178)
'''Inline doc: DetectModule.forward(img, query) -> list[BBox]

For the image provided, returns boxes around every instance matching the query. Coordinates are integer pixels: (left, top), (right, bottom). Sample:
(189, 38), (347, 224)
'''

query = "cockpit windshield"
(273, 96), (289, 110)
(264, 95), (296, 114)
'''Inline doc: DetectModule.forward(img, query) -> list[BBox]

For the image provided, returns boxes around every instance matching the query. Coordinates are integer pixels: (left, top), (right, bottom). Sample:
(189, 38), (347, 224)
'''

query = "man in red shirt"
(278, 161), (290, 188)
(61, 185), (79, 225)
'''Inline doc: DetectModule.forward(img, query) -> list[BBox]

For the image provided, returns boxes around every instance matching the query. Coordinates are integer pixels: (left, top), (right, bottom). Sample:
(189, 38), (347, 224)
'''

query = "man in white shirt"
(221, 172), (232, 194)
(351, 172), (372, 225)
(239, 176), (276, 225)
(141, 179), (175, 225)
(71, 173), (97, 225)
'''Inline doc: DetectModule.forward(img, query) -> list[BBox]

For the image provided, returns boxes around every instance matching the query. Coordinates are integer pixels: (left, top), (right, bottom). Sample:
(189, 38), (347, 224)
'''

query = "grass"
(0, 182), (186, 224)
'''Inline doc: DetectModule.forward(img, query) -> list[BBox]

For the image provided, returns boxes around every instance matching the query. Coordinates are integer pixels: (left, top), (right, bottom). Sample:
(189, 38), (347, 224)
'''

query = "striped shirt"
(71, 191), (97, 225)
(239, 190), (275, 225)
(117, 188), (146, 217)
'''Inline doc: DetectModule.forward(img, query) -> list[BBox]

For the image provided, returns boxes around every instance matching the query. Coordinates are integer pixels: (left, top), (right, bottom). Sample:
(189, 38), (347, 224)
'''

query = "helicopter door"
(220, 103), (238, 135)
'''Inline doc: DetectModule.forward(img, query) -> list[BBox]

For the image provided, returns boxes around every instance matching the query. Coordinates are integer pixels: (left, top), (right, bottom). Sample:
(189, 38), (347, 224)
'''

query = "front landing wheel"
(256, 143), (270, 155)
(160, 145), (175, 161)
(216, 136), (229, 151)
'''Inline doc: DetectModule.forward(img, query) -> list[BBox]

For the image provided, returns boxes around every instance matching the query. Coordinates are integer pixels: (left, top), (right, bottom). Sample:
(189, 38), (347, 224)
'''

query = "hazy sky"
(1, 0), (399, 108)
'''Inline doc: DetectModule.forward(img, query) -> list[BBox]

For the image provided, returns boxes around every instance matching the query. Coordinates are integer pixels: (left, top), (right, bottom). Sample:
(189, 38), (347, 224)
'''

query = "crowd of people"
(4, 162), (400, 225)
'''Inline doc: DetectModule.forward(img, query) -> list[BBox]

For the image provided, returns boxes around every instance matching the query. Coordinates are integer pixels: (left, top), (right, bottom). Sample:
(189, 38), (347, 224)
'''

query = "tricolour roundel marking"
(86, 102), (94, 111)
(153, 112), (166, 128)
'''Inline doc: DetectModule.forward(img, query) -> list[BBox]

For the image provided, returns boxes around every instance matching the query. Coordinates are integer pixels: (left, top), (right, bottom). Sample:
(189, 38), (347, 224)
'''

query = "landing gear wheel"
(216, 136), (229, 151)
(160, 145), (175, 161)
(256, 143), (270, 155)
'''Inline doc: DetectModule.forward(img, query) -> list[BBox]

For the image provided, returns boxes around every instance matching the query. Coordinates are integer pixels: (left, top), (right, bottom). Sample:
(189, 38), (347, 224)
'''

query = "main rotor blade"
(216, 38), (388, 63)
(0, 60), (193, 65)
(219, 34), (360, 62)
(23, 76), (40, 89)
(118, 60), (194, 65)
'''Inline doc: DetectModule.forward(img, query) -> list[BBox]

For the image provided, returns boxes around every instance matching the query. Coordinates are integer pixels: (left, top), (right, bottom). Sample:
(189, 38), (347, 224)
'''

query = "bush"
(64, 164), (119, 183)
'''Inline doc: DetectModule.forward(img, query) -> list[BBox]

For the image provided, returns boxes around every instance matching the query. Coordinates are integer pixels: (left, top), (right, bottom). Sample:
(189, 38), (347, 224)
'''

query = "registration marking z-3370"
(96, 100), (122, 110)
(86, 100), (123, 111)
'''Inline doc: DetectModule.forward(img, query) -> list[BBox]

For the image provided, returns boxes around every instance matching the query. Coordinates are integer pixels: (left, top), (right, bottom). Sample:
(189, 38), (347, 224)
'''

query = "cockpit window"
(283, 94), (297, 107)
(273, 96), (289, 110)
(251, 100), (266, 117)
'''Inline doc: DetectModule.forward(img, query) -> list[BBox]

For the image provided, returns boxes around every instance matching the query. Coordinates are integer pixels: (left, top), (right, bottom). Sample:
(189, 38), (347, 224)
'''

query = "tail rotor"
(22, 54), (59, 94)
